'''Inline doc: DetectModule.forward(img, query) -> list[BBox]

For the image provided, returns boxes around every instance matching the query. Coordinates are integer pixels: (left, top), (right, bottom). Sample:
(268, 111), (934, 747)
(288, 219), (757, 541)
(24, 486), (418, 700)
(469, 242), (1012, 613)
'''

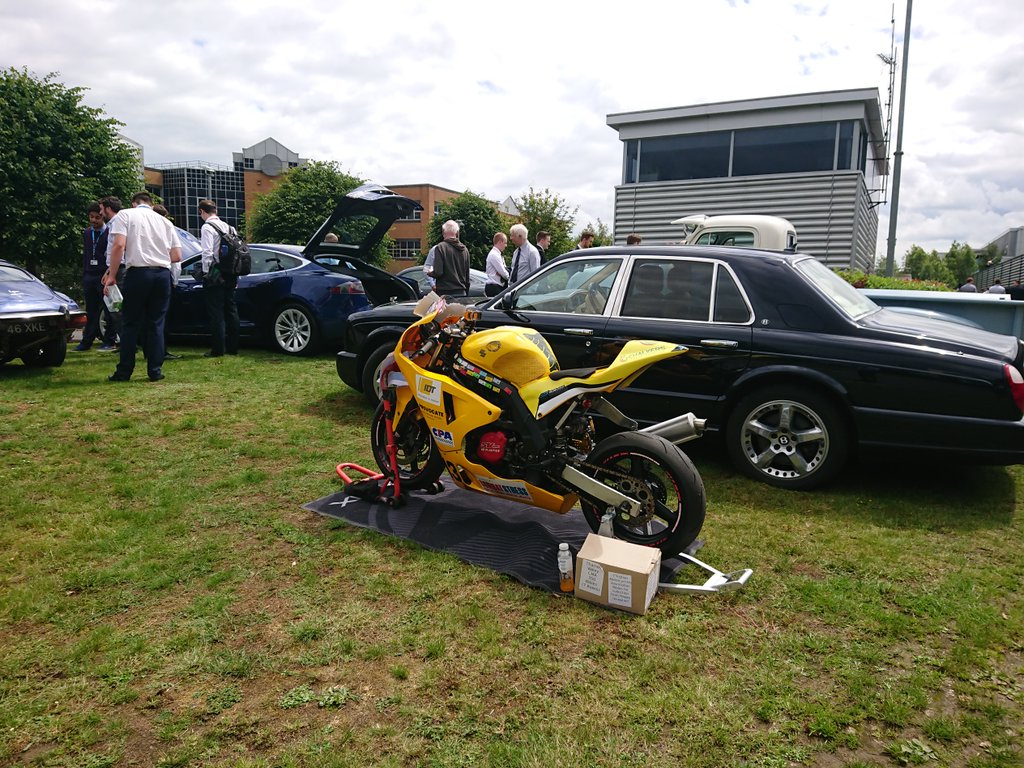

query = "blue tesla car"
(167, 184), (419, 355)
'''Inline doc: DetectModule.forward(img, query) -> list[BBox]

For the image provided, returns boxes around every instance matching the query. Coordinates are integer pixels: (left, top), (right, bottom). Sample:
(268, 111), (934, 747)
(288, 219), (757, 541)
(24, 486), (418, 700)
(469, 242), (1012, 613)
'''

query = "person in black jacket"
(74, 202), (111, 351)
(430, 220), (471, 297)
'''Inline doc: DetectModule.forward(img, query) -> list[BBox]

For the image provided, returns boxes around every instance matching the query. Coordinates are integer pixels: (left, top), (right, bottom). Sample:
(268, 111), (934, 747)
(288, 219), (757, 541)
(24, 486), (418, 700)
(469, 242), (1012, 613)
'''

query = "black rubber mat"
(304, 477), (700, 594)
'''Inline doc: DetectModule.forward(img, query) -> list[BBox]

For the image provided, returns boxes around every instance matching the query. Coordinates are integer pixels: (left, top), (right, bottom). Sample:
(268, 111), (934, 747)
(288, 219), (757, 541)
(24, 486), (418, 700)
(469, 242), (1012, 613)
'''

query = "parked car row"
(336, 243), (1024, 490)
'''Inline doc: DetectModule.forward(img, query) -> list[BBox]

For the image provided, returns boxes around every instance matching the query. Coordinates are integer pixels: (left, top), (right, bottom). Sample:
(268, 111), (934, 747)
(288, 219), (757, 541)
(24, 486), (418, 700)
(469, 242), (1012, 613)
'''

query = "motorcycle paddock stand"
(659, 552), (753, 595)
(335, 462), (405, 508)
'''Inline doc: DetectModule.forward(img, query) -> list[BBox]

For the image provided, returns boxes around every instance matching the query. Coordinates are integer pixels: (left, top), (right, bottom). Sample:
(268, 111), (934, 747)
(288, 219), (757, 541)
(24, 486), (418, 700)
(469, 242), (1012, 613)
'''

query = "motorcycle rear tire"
(370, 401), (445, 491)
(579, 432), (706, 555)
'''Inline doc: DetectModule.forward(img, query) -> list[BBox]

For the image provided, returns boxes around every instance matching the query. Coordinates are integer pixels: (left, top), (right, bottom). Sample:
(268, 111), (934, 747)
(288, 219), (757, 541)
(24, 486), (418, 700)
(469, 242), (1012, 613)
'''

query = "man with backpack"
(199, 199), (241, 357)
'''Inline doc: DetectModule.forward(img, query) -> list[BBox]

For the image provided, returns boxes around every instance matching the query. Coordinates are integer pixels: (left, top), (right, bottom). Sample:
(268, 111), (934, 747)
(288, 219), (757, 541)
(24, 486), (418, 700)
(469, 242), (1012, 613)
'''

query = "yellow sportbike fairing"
(392, 350), (578, 514)
(519, 339), (688, 419)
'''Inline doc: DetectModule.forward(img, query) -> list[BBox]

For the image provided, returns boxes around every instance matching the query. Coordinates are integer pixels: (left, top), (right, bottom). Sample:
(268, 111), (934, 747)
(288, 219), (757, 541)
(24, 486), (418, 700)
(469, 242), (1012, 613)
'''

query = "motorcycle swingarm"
(560, 464), (641, 518)
(659, 553), (753, 595)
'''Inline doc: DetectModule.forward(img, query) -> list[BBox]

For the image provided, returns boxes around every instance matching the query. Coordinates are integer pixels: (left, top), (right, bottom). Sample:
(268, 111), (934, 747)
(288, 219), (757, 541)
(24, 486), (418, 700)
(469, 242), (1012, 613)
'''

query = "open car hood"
(301, 183), (421, 304)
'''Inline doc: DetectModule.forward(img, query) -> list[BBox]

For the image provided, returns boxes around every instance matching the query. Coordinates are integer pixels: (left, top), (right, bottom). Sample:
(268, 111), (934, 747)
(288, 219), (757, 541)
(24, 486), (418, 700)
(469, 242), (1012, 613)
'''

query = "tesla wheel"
(726, 385), (848, 490)
(580, 432), (706, 555)
(370, 401), (444, 490)
(21, 336), (67, 368)
(361, 342), (397, 407)
(272, 304), (319, 355)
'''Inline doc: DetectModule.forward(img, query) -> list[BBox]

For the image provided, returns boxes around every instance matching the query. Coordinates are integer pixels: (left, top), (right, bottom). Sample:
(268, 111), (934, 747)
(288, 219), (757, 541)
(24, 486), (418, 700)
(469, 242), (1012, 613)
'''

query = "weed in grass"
(278, 684), (316, 709)
(318, 685), (359, 708)
(204, 684), (243, 716)
(885, 737), (939, 764)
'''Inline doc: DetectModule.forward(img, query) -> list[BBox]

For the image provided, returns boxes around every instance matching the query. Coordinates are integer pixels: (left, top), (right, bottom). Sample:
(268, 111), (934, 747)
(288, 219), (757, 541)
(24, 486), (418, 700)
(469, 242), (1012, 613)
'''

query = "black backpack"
(209, 221), (251, 277)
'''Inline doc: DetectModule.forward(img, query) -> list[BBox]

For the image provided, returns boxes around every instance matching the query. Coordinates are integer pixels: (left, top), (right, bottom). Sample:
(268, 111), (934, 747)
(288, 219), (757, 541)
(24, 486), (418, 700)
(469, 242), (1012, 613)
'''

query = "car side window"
(511, 258), (621, 314)
(621, 261), (668, 318)
(661, 261), (714, 321)
(713, 268), (752, 323)
(250, 249), (300, 274)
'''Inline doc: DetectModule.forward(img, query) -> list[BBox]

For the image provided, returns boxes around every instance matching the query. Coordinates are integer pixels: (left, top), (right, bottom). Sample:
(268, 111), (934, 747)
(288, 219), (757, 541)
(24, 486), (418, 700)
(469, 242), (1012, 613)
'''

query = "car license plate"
(8, 321), (48, 334)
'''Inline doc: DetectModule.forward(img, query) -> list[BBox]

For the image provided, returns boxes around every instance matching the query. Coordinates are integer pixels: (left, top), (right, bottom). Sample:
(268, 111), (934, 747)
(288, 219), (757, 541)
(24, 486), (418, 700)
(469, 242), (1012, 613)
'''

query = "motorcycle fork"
(381, 388), (403, 500)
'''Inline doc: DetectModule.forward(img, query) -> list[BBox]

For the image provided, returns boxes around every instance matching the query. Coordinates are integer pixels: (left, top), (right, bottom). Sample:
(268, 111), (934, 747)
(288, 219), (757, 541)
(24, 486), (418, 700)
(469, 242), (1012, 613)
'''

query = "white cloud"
(3, 0), (1023, 257)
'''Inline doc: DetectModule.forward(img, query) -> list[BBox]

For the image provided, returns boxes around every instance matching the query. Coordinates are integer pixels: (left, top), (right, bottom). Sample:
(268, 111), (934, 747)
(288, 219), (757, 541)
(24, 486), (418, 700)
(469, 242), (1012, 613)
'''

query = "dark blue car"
(167, 184), (419, 355)
(0, 259), (86, 368)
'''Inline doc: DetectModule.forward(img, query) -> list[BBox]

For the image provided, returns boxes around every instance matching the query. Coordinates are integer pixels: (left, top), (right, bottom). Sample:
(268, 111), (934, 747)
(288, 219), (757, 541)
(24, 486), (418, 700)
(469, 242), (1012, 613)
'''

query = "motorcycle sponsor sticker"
(430, 426), (455, 446)
(475, 476), (532, 501)
(418, 404), (447, 420)
(415, 374), (442, 406)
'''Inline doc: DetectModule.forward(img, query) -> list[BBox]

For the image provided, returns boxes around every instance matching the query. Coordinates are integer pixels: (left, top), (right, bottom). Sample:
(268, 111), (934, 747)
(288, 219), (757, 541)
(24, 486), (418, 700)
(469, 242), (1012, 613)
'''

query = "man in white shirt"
(102, 192), (181, 382)
(484, 232), (509, 297)
(199, 199), (240, 357)
(508, 223), (541, 285)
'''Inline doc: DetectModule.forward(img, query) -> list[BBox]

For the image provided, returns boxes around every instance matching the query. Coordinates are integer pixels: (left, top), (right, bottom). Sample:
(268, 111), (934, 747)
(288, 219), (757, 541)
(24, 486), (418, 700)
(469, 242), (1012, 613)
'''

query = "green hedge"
(837, 270), (951, 292)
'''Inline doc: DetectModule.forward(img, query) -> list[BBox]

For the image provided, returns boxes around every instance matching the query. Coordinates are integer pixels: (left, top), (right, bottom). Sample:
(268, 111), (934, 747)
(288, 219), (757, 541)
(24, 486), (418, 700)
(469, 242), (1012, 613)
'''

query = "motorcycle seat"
(549, 366), (598, 381)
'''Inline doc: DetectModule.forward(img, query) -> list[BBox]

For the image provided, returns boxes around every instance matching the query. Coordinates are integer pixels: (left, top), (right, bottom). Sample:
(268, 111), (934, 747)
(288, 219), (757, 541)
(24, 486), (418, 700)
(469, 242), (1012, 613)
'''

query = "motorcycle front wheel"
(370, 401), (445, 490)
(579, 432), (706, 555)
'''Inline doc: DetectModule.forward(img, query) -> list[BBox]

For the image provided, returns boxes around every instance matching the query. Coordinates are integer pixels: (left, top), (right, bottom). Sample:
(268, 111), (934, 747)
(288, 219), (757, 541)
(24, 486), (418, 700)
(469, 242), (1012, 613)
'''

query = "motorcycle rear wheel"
(370, 401), (445, 490)
(580, 432), (706, 555)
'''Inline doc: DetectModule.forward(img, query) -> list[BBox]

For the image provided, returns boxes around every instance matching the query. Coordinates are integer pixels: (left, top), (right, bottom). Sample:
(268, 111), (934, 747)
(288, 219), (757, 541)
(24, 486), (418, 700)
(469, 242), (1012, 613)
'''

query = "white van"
(671, 214), (798, 252)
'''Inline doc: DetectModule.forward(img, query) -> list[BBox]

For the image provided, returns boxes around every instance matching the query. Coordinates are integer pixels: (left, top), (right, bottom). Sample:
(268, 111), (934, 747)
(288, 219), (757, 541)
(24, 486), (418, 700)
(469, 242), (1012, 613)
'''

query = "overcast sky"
(3, 0), (1022, 260)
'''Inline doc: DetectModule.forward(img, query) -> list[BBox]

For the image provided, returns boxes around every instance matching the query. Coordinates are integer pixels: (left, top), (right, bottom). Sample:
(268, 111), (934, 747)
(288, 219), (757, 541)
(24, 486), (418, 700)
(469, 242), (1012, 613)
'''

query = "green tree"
(0, 68), (141, 294)
(581, 219), (613, 247)
(943, 241), (976, 288)
(903, 245), (953, 285)
(977, 242), (1003, 267)
(426, 191), (503, 271)
(246, 161), (393, 265)
(514, 187), (577, 259)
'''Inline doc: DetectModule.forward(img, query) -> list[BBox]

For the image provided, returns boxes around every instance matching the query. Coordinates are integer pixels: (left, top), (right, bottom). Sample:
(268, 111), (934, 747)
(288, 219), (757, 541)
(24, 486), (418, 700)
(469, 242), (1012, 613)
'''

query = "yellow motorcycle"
(366, 297), (708, 555)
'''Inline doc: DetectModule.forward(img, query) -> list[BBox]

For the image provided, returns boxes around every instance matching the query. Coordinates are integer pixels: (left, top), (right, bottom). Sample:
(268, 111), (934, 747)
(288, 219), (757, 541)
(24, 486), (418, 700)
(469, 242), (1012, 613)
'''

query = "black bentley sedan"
(336, 245), (1024, 490)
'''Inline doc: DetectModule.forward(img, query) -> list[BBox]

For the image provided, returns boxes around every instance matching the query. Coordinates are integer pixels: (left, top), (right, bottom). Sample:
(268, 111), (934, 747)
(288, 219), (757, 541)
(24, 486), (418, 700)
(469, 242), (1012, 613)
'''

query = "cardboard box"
(573, 533), (661, 615)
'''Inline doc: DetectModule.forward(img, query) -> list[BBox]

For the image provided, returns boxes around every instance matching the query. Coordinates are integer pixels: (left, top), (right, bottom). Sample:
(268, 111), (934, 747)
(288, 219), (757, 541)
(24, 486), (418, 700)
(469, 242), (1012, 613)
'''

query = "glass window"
(837, 120), (854, 170)
(713, 268), (752, 323)
(511, 258), (622, 315)
(624, 139), (639, 184)
(793, 257), (878, 320)
(638, 132), (731, 182)
(661, 261), (714, 321)
(693, 231), (756, 247)
(733, 122), (837, 176)
(249, 249), (301, 275)
(0, 265), (34, 282)
(388, 239), (422, 260)
(621, 261), (668, 318)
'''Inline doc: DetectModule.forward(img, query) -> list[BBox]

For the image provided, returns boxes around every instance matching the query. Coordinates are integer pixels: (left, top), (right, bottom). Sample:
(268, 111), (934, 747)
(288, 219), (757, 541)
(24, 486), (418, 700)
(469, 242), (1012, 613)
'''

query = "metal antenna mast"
(884, 0), (913, 277)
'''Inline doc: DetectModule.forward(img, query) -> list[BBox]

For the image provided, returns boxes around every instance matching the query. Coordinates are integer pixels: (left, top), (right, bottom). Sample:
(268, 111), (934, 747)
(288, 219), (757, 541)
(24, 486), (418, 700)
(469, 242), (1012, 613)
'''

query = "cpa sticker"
(416, 374), (442, 406)
(431, 427), (455, 447)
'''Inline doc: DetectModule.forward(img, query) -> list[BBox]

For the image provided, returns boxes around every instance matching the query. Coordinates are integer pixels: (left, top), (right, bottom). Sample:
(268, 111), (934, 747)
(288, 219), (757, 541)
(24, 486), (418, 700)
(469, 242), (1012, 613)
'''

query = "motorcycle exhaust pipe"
(639, 412), (706, 445)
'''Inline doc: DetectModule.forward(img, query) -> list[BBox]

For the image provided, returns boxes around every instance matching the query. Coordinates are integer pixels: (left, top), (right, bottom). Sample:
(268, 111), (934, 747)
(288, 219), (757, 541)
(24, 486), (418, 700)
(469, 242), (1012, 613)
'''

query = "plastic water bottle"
(557, 543), (574, 593)
(598, 511), (615, 537)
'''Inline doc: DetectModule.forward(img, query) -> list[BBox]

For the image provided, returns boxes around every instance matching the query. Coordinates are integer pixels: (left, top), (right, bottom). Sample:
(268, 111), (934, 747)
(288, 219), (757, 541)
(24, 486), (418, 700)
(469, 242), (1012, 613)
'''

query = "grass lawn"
(1, 345), (1021, 767)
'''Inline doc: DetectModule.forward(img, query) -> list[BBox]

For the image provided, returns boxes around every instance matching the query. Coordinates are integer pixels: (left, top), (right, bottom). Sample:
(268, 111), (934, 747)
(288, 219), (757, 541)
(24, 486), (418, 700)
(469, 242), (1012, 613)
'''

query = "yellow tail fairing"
(520, 340), (689, 417)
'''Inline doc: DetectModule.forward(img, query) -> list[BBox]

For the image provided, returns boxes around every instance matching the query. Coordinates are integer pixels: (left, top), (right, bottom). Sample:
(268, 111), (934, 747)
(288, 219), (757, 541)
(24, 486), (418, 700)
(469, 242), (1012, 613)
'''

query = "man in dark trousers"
(430, 219), (470, 297)
(199, 199), (240, 357)
(74, 202), (111, 351)
(103, 192), (181, 382)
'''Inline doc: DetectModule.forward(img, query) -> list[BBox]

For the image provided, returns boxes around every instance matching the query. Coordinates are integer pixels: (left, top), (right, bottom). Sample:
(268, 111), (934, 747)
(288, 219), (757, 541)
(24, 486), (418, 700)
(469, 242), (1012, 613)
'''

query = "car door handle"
(564, 328), (594, 336)
(700, 339), (739, 349)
